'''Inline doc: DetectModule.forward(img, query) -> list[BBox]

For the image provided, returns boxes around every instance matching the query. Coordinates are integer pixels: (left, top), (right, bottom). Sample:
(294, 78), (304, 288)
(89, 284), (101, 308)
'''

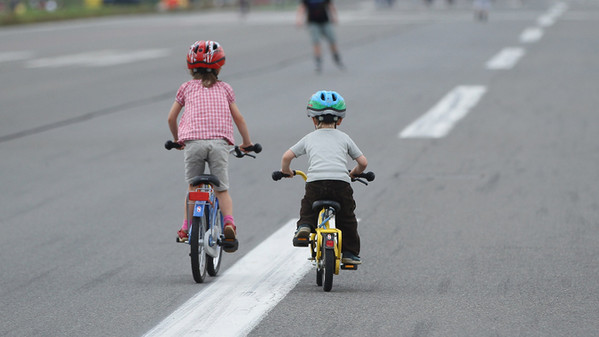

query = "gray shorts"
(184, 139), (231, 191)
(307, 22), (336, 45)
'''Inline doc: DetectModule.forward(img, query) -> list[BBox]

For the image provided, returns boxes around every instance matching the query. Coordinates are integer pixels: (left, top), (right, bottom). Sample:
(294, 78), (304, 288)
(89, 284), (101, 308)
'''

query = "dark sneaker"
(293, 225), (311, 247)
(223, 223), (238, 253)
(342, 252), (361, 265)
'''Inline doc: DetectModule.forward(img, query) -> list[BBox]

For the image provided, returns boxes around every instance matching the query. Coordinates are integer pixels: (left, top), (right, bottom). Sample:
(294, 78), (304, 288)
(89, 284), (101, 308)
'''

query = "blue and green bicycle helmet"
(306, 90), (346, 120)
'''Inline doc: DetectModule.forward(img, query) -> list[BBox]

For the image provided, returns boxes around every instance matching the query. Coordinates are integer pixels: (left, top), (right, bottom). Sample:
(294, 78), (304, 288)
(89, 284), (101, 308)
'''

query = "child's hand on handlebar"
(281, 169), (294, 177)
(349, 169), (363, 179)
(239, 143), (253, 152)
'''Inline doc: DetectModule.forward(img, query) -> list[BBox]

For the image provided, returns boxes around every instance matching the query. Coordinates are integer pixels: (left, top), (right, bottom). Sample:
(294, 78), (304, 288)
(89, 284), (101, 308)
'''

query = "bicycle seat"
(312, 200), (341, 213)
(190, 175), (221, 187)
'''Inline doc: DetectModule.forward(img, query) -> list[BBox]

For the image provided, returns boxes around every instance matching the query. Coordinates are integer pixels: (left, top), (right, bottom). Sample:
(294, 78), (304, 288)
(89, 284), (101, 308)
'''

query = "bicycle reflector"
(325, 234), (335, 248)
(189, 191), (210, 201)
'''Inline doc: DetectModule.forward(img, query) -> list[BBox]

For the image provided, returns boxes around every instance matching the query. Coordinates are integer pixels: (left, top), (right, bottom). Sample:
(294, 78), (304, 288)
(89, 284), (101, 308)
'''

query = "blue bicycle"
(165, 140), (261, 283)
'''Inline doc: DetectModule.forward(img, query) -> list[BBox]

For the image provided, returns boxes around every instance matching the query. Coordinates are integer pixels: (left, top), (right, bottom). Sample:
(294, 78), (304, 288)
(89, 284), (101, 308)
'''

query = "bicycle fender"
(193, 202), (205, 217)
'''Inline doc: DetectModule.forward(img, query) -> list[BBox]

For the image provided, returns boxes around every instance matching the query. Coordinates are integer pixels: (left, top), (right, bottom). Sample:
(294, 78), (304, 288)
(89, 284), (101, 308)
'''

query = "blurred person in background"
(474, 0), (491, 21)
(296, 0), (344, 73)
(240, 0), (250, 16)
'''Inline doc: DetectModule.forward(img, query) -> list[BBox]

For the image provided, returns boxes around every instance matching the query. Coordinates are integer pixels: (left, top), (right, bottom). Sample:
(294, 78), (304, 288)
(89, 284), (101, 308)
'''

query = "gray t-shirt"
(290, 128), (363, 183)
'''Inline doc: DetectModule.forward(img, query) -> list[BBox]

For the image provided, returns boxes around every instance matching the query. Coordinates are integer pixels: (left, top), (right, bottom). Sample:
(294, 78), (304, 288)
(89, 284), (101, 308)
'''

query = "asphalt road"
(1, 0), (598, 336)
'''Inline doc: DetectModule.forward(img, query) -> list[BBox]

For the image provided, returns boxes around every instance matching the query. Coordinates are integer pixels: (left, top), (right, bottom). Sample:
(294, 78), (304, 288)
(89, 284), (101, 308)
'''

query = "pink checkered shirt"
(176, 80), (236, 144)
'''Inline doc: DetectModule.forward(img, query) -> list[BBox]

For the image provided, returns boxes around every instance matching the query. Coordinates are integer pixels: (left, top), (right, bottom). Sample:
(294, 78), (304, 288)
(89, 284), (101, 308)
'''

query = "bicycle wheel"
(323, 247), (335, 292)
(207, 209), (223, 276)
(190, 214), (207, 283)
(314, 237), (322, 286)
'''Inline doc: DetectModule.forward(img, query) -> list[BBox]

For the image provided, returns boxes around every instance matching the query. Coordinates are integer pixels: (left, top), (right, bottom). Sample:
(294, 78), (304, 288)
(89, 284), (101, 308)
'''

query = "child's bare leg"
(215, 190), (232, 216)
(215, 190), (236, 240)
(185, 185), (195, 223)
(176, 185), (196, 241)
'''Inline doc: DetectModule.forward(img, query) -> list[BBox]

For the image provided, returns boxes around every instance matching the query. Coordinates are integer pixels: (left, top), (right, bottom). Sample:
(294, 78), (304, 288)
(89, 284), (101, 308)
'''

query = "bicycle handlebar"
(165, 140), (262, 158)
(352, 171), (375, 183)
(230, 143), (262, 158)
(272, 170), (375, 185)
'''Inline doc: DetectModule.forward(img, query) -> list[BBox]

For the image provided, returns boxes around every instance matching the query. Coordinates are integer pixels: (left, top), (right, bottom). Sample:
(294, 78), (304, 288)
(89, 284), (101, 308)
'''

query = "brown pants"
(297, 180), (360, 256)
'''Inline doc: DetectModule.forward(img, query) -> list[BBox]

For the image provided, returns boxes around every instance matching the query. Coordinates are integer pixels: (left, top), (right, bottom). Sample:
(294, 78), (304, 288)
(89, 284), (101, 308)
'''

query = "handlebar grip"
(359, 171), (375, 182)
(243, 143), (262, 153)
(250, 143), (262, 154)
(165, 140), (182, 150)
(272, 170), (295, 181)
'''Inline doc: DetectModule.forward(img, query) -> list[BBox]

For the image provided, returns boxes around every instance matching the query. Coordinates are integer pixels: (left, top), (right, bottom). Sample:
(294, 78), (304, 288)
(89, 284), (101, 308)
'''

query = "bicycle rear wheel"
(323, 247), (335, 292)
(207, 209), (223, 276)
(190, 215), (207, 283)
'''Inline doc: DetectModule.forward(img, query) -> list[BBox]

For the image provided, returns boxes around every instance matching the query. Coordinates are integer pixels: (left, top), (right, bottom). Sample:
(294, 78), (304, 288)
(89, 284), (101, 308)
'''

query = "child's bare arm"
(230, 102), (252, 148)
(281, 149), (296, 176)
(167, 101), (183, 143)
(350, 155), (368, 178)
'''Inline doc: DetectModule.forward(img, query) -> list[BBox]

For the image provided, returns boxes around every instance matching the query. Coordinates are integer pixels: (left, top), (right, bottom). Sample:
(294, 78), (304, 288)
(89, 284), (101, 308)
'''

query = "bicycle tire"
(314, 238), (322, 286)
(190, 214), (207, 283)
(323, 247), (335, 292)
(316, 262), (323, 287)
(207, 209), (223, 276)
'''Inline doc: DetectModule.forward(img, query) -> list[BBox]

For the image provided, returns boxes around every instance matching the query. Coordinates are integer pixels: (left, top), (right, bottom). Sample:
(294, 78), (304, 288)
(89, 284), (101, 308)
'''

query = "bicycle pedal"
(221, 238), (239, 253)
(341, 264), (358, 270)
(176, 237), (188, 243)
(292, 237), (310, 247)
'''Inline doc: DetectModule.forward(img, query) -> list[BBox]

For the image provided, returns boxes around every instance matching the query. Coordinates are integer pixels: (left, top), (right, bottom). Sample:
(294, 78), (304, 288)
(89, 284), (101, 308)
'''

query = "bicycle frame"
(312, 208), (343, 275)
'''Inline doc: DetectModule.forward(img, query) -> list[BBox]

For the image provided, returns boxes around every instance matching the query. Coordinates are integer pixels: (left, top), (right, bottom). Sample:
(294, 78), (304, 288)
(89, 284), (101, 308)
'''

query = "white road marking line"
(0, 51), (34, 63)
(538, 2), (568, 27)
(537, 14), (555, 27)
(519, 27), (544, 43)
(485, 47), (525, 70)
(143, 219), (312, 337)
(26, 49), (170, 68)
(399, 86), (487, 139)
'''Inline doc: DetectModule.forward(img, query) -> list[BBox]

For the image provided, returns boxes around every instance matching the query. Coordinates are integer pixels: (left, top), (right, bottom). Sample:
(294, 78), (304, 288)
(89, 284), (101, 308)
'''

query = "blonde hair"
(190, 68), (220, 88)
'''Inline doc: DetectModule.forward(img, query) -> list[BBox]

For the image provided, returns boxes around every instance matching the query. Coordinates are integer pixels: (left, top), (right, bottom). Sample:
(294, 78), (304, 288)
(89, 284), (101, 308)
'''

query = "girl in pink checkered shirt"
(167, 40), (253, 250)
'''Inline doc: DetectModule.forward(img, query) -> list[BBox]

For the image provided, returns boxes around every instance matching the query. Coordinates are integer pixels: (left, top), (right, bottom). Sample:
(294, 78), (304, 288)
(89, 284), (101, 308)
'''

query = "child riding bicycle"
(167, 40), (254, 250)
(279, 90), (367, 264)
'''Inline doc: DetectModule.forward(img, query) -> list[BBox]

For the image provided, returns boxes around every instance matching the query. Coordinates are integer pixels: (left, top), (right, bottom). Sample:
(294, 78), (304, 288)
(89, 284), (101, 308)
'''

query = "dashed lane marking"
(485, 47), (525, 70)
(519, 27), (544, 43)
(399, 86), (487, 139)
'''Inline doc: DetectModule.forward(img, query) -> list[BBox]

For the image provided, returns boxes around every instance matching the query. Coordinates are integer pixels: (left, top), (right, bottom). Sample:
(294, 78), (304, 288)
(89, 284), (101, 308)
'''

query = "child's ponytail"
(191, 68), (220, 88)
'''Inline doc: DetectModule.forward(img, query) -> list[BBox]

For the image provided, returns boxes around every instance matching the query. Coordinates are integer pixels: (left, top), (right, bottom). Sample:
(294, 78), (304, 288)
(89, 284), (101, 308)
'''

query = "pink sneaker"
(177, 229), (188, 242)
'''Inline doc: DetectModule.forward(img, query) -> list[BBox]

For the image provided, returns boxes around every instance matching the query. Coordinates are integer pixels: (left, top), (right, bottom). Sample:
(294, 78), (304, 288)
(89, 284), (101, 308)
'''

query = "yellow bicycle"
(272, 170), (375, 291)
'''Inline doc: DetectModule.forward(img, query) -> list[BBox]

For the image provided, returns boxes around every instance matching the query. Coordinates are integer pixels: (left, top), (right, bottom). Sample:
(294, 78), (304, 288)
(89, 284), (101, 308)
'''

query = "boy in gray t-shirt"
(280, 91), (367, 264)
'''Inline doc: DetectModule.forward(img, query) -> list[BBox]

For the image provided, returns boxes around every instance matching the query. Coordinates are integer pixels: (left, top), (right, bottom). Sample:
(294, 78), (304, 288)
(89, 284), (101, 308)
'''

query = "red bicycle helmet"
(186, 40), (226, 70)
